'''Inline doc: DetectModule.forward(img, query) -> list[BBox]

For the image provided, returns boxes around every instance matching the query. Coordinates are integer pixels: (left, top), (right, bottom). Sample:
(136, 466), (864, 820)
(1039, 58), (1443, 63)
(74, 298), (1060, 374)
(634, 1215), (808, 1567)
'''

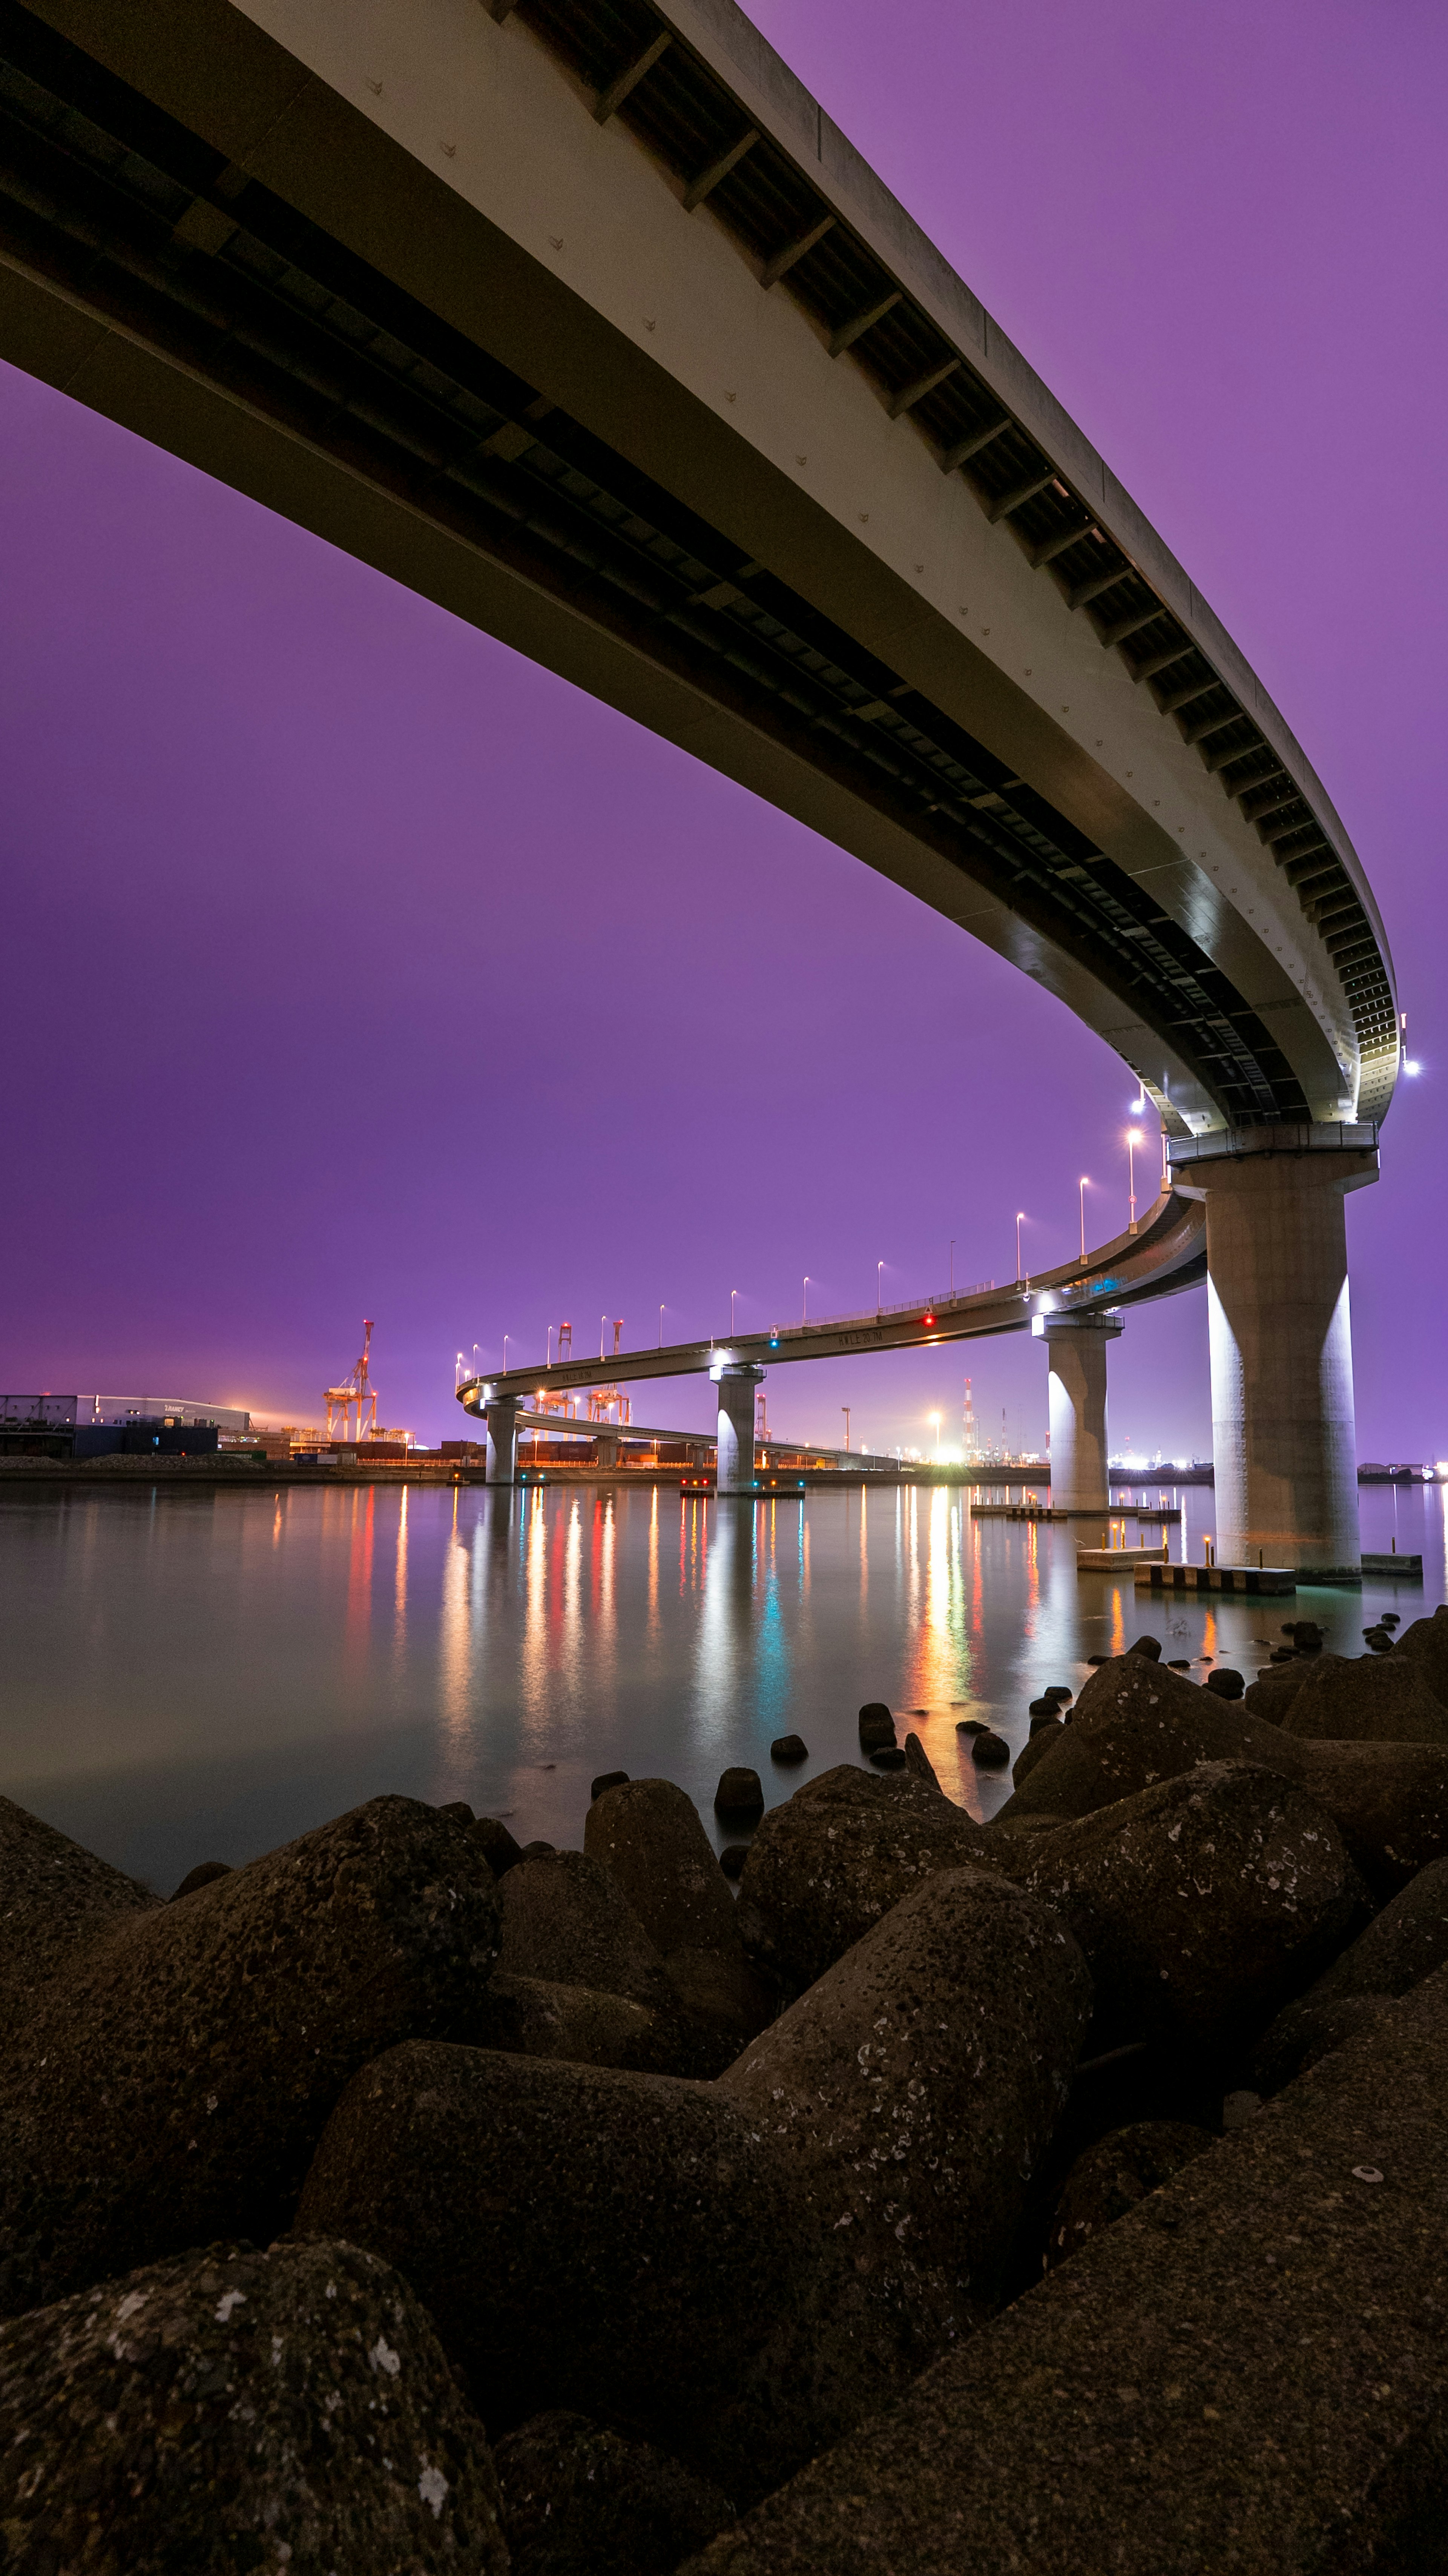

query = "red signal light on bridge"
(923, 1311), (936, 1328)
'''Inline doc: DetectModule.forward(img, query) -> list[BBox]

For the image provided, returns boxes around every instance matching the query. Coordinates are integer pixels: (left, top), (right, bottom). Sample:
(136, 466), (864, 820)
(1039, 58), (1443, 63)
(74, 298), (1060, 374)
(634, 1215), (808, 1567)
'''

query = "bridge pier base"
(1173, 1129), (1378, 1575)
(715, 1363), (765, 1495)
(1033, 1310), (1123, 1512)
(595, 1431), (619, 1469)
(485, 1398), (520, 1486)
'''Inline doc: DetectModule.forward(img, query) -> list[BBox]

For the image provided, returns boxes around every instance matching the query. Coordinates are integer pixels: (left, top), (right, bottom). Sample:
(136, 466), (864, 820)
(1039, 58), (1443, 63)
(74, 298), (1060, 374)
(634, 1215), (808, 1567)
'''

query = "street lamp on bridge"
(1127, 1128), (1144, 1233)
(802, 1276), (811, 1323)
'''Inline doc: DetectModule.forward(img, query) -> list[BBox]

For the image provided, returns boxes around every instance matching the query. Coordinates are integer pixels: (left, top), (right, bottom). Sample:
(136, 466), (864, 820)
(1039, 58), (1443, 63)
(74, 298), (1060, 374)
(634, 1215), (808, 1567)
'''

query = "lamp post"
(802, 1276), (811, 1323)
(600, 1314), (607, 1361)
(503, 1334), (512, 1377)
(658, 1303), (665, 1349)
(1079, 1176), (1090, 1263)
(842, 1406), (851, 1453)
(730, 1288), (739, 1336)
(1015, 1213), (1025, 1282)
(949, 1238), (955, 1298)
(546, 1325), (554, 1368)
(877, 1260), (884, 1312)
(930, 1410), (942, 1462)
(1127, 1128), (1143, 1233)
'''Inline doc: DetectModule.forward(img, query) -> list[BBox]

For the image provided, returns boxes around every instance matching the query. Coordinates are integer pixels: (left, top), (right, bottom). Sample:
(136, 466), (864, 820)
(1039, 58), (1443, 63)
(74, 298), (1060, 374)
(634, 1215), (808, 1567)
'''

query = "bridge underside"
(0, 0), (1395, 1134)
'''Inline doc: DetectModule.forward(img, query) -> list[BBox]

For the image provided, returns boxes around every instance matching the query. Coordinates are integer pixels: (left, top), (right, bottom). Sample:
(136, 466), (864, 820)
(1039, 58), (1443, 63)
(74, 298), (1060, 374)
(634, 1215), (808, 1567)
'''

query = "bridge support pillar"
(714, 1362), (765, 1495)
(485, 1399), (520, 1486)
(1033, 1310), (1123, 1512)
(1172, 1129), (1378, 1575)
(595, 1431), (619, 1469)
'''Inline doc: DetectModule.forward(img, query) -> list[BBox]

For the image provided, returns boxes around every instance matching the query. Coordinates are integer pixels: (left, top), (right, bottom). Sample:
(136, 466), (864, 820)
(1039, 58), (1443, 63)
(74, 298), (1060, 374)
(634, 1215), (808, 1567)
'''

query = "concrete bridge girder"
(0, 3), (1393, 1563)
(0, 0), (1395, 1133)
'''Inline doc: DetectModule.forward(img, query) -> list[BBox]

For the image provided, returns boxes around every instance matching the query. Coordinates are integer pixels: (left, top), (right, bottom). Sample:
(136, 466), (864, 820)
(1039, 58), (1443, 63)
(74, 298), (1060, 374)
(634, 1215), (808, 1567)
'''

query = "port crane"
(325, 1319), (379, 1443)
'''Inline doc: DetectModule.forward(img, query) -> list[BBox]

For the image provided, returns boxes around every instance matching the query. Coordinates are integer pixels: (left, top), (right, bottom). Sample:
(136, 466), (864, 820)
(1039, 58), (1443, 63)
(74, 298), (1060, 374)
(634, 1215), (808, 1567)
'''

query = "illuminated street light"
(1127, 1128), (1144, 1233)
(877, 1260), (884, 1312)
(658, 1303), (665, 1349)
(930, 1409), (942, 1462)
(842, 1406), (851, 1453)
(1078, 1176), (1090, 1263)
(1015, 1213), (1025, 1282)
(802, 1276), (811, 1323)
(730, 1288), (740, 1334)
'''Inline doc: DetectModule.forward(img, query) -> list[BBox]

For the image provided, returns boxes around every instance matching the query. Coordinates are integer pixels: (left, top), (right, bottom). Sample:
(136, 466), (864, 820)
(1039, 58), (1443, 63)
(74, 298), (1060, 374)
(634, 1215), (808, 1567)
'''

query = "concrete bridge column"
(595, 1431), (620, 1469)
(1033, 1310), (1123, 1512)
(714, 1363), (765, 1495)
(485, 1399), (520, 1486)
(1173, 1129), (1378, 1575)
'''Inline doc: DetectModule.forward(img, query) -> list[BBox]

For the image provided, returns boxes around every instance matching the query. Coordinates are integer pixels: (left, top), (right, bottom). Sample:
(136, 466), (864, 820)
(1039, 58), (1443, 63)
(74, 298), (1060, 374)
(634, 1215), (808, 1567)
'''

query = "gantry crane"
(325, 1319), (379, 1443)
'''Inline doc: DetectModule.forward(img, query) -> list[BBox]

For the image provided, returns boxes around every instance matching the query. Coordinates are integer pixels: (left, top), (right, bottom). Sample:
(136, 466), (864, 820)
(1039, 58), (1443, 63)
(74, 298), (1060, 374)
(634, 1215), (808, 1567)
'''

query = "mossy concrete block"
(497, 2409), (734, 2576)
(722, 1868), (1091, 2358)
(473, 1969), (677, 2073)
(1279, 1653), (1448, 1744)
(0, 2236), (508, 2573)
(1019, 1763), (1365, 2056)
(1046, 2119), (1212, 2268)
(997, 1658), (1448, 1898)
(0, 1796), (501, 2317)
(295, 2040), (821, 2500)
(735, 1766), (991, 1995)
(683, 1965), (1448, 2574)
(0, 1795), (159, 2046)
(1000, 1653), (1293, 1820)
(497, 1849), (675, 2013)
(1311, 1854), (1448, 2004)
(585, 1776), (753, 1966)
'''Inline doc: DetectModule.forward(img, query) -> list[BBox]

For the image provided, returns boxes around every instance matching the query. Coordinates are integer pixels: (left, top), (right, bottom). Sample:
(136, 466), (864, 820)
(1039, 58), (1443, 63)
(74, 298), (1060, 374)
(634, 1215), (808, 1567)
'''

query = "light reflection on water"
(0, 1479), (1442, 1894)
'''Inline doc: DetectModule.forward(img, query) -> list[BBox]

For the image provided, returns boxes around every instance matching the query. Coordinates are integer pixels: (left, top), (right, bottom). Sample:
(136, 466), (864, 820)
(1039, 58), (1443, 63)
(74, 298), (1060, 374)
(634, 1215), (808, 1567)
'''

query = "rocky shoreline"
(4, 1610), (1448, 2568)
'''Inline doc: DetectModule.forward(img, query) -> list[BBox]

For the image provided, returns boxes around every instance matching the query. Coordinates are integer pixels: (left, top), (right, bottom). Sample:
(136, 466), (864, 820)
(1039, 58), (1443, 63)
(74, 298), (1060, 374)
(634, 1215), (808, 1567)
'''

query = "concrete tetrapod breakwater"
(683, 1970), (1448, 2575)
(8, 1619), (1448, 2567)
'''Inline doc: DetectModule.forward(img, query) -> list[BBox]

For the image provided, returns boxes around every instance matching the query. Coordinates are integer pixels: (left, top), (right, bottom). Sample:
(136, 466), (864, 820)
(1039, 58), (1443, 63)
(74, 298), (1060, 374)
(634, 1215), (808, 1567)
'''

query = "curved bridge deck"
(459, 1186), (1204, 1411)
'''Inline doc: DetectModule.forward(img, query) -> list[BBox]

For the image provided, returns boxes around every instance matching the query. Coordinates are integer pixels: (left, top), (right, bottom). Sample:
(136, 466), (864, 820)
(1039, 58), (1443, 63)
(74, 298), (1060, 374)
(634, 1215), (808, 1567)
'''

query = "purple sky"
(2, 0), (1443, 1458)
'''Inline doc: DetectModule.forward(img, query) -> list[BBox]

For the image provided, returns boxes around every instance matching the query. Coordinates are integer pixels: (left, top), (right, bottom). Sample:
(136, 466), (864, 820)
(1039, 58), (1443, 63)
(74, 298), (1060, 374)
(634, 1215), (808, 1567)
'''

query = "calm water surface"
(3, 1478), (1443, 1893)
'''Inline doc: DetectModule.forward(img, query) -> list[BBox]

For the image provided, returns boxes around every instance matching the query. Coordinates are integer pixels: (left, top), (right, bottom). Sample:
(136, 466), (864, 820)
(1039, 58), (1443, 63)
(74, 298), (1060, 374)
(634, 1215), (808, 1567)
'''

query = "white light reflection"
(437, 1508), (472, 1738)
(392, 1484), (409, 1676)
(695, 1503), (753, 1760)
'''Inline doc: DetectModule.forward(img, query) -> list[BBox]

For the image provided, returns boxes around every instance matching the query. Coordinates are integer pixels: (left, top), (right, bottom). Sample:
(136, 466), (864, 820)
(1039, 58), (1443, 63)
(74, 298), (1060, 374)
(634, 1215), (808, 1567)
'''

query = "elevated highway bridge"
(0, 0), (1397, 1569)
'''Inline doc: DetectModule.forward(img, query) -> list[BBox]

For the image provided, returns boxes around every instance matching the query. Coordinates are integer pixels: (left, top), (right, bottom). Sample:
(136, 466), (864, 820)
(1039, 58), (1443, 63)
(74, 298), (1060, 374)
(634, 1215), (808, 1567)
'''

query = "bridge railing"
(768, 1281), (996, 1339)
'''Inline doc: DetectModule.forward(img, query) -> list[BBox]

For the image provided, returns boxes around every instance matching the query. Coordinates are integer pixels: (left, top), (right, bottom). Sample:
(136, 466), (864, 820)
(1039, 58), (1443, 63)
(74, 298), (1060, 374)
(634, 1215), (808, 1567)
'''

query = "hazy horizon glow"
(1, 0), (1443, 1456)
